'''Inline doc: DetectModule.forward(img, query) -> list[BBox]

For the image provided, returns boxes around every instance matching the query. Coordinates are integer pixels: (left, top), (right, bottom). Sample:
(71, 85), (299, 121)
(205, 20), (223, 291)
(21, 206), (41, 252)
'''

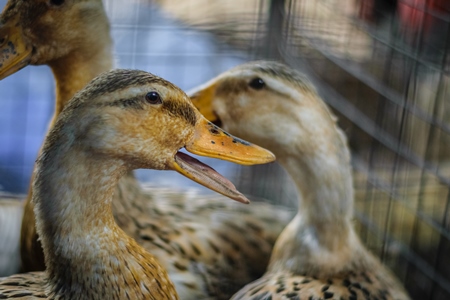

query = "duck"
(189, 60), (411, 300)
(0, 68), (279, 299)
(0, 0), (115, 273)
(0, 0), (294, 297)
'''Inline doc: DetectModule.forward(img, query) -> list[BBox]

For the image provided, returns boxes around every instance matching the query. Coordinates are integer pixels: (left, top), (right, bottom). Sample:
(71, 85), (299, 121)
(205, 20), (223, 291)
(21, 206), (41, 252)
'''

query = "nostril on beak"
(0, 35), (7, 46)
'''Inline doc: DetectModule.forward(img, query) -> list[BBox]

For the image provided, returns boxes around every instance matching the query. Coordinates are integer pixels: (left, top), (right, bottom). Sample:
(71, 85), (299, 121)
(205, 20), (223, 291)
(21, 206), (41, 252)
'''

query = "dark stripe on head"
(66, 69), (197, 126)
(104, 96), (145, 110)
(65, 69), (163, 111)
(84, 69), (159, 98)
(161, 100), (197, 126)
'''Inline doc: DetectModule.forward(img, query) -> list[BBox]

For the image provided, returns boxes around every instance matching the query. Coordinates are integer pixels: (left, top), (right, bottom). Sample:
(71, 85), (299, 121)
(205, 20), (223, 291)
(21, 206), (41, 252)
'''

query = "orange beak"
(171, 116), (275, 204)
(0, 16), (33, 80)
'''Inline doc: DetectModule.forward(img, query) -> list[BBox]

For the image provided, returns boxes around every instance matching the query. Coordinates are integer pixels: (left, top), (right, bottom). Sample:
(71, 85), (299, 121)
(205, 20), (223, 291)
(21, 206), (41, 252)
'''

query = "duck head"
(189, 61), (355, 225)
(189, 61), (344, 159)
(48, 69), (275, 204)
(0, 0), (111, 79)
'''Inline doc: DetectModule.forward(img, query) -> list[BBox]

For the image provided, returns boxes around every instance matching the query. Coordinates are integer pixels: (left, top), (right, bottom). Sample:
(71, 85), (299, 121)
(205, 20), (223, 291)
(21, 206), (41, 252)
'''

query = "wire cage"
(155, 0), (450, 299)
(0, 0), (449, 299)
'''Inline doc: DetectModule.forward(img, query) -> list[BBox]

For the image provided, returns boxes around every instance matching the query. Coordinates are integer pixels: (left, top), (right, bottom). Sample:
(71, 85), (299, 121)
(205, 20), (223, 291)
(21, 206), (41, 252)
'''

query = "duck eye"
(249, 77), (265, 90)
(50, 0), (64, 5)
(145, 91), (162, 104)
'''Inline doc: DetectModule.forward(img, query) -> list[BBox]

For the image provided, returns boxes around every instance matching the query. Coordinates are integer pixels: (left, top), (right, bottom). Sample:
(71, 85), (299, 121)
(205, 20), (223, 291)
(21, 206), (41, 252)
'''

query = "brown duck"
(0, 68), (278, 299)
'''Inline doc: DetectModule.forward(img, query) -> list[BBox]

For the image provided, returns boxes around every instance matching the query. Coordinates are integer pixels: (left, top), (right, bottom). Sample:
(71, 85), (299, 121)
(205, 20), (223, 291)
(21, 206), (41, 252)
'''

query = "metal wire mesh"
(155, 0), (450, 298)
(1, 0), (449, 298)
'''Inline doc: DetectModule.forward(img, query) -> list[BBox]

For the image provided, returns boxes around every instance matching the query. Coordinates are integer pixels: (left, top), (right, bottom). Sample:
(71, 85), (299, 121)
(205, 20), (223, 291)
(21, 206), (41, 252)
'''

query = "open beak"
(0, 17), (33, 80)
(171, 116), (275, 204)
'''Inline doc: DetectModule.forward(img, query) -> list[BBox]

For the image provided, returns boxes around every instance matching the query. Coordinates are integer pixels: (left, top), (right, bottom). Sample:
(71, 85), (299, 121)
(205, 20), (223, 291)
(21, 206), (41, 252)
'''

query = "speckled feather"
(111, 179), (293, 299)
(0, 272), (48, 298)
(232, 270), (404, 300)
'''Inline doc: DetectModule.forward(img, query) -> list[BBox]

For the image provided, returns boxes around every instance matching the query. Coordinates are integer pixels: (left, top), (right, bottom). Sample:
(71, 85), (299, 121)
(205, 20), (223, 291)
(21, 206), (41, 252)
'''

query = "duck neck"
(33, 143), (175, 299)
(282, 138), (354, 227)
(48, 35), (113, 125)
(268, 126), (365, 276)
(45, 35), (143, 189)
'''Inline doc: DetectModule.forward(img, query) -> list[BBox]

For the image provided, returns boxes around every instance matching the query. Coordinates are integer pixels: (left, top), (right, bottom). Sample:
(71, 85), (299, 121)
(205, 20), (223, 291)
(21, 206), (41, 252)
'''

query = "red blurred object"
(398, 0), (449, 38)
(358, 0), (397, 24)
(359, 0), (376, 22)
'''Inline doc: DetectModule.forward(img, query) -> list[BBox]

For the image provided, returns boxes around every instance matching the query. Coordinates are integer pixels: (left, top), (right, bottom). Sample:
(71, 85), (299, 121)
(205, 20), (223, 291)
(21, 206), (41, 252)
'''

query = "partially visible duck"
(0, 2), (293, 297)
(0, 69), (275, 299)
(0, 0), (114, 273)
(189, 61), (411, 300)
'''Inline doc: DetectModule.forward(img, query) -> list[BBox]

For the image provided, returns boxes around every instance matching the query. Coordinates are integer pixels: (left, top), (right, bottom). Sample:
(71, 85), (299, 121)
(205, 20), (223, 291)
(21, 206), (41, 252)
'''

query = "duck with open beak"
(171, 116), (275, 204)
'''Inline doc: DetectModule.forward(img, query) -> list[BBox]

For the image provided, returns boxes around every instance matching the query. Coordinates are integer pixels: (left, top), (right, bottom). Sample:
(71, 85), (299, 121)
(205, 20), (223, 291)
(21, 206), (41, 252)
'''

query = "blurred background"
(0, 0), (449, 299)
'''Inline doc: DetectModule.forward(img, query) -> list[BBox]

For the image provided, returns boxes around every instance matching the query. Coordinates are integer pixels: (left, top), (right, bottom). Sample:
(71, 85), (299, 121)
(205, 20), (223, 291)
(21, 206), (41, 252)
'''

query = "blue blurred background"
(0, 0), (248, 194)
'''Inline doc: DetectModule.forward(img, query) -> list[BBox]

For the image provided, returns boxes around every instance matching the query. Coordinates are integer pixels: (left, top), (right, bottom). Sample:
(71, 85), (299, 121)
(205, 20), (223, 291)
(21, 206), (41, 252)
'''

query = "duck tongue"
(174, 152), (250, 204)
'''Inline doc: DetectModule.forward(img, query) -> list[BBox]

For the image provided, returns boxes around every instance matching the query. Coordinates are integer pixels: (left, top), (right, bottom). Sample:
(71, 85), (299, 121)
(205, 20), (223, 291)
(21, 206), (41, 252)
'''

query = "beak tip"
(240, 196), (251, 204)
(261, 151), (276, 164)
